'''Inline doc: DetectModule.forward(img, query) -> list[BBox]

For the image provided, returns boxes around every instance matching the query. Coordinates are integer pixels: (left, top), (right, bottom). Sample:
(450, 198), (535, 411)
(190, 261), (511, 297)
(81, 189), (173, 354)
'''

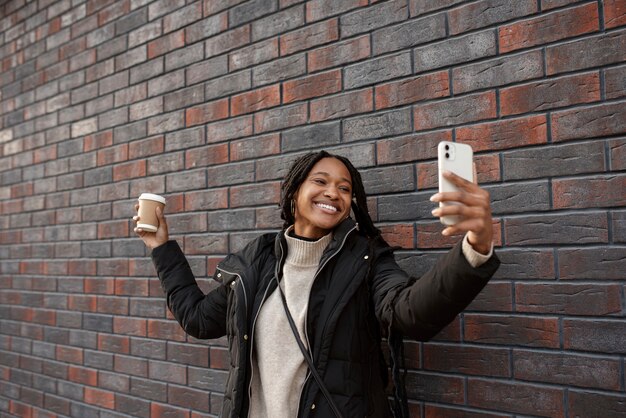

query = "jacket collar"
(275, 218), (358, 274)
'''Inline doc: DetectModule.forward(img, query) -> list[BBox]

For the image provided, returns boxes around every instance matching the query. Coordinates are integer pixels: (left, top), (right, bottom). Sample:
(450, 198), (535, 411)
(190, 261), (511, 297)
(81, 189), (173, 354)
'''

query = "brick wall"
(0, 0), (625, 417)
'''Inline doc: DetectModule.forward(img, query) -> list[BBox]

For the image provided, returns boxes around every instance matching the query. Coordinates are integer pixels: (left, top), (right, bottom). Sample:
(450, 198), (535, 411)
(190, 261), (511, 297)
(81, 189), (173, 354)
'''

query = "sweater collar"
(284, 226), (333, 267)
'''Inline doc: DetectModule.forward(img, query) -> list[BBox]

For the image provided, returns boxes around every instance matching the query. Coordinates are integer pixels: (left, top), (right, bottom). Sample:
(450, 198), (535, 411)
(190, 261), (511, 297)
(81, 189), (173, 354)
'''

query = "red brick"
(185, 98), (229, 126)
(113, 317), (146, 336)
(378, 223), (414, 249)
(185, 143), (229, 169)
(448, 1), (538, 36)
(98, 0), (129, 25)
(283, 69), (341, 103)
(33, 145), (57, 163)
(68, 295), (97, 312)
(457, 114), (548, 152)
(84, 277), (115, 294)
(424, 344), (510, 377)
(9, 402), (33, 418)
(308, 34), (370, 72)
(500, 72), (601, 116)
(558, 247), (625, 280)
(184, 188), (229, 211)
(148, 30), (185, 59)
(56, 346), (83, 364)
(425, 405), (509, 418)
(231, 84), (280, 116)
(414, 91), (496, 131)
(151, 402), (190, 418)
(97, 220), (128, 240)
(280, 18), (339, 56)
(375, 71), (449, 110)
(467, 378), (564, 417)
(98, 335), (130, 356)
(115, 278), (149, 297)
(210, 346), (229, 370)
(310, 88), (373, 122)
(114, 354), (148, 377)
(113, 160), (146, 181)
(85, 387), (115, 409)
(605, 0), (626, 28)
(467, 282), (513, 312)
(68, 365), (98, 386)
(97, 144), (128, 166)
(610, 138), (626, 170)
(499, 2), (599, 53)
(464, 314), (560, 348)
(128, 135), (164, 159)
(148, 319), (187, 341)
(553, 174), (626, 209)
(84, 130), (113, 151)
(69, 260), (96, 276)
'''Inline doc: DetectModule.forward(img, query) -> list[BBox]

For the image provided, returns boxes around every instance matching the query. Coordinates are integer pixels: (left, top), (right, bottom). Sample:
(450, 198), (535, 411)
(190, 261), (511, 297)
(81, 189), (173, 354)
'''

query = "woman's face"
(293, 157), (353, 239)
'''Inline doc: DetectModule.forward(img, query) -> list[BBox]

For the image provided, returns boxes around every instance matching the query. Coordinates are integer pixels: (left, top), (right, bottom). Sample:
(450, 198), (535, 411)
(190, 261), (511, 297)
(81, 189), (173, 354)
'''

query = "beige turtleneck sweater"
(248, 229), (332, 418)
(247, 230), (491, 418)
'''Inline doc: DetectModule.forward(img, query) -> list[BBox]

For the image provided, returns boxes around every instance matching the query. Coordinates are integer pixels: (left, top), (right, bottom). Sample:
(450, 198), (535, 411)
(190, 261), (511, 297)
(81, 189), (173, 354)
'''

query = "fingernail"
(430, 194), (439, 202)
(431, 209), (440, 216)
(442, 229), (450, 236)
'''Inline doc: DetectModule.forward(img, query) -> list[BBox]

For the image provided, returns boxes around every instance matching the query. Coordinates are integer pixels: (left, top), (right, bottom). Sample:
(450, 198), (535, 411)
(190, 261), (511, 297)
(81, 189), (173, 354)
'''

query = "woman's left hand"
(430, 169), (493, 255)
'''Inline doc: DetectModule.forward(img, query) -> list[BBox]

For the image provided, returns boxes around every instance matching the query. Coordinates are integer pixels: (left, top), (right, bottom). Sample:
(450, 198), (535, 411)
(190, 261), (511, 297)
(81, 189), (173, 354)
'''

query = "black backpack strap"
(277, 282), (344, 418)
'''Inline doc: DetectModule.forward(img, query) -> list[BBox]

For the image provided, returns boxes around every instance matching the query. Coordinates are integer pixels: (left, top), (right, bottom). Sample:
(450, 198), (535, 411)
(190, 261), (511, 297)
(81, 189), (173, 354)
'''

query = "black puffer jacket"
(151, 219), (500, 418)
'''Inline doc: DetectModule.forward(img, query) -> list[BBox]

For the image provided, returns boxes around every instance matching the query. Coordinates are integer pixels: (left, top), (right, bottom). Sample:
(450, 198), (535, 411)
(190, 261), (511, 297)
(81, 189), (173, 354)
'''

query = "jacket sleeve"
(372, 240), (500, 341)
(151, 240), (228, 340)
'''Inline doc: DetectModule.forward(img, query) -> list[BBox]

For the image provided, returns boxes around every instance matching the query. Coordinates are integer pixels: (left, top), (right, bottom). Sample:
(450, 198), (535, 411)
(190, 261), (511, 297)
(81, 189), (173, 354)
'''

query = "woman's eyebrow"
(310, 171), (352, 184)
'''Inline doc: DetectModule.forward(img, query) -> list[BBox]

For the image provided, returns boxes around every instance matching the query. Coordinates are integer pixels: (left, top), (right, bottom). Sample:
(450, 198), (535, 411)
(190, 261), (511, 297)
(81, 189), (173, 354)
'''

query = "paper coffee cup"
(137, 193), (166, 232)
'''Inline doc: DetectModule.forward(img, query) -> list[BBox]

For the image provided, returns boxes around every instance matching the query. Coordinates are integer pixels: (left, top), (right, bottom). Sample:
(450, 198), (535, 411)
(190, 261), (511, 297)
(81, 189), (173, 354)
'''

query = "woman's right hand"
(133, 204), (169, 249)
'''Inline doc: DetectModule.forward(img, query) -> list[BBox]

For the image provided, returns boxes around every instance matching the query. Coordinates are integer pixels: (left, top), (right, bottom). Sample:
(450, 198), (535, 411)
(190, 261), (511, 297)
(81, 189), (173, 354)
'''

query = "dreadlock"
(280, 151), (381, 239)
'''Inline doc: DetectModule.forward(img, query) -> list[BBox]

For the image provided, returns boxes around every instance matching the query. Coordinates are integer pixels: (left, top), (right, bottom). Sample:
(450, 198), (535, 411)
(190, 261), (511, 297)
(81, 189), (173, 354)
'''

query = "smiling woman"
(134, 150), (500, 418)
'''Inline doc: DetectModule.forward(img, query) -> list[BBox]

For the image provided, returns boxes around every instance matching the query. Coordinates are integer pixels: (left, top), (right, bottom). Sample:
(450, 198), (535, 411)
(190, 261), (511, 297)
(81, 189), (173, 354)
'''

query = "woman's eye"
(313, 179), (326, 185)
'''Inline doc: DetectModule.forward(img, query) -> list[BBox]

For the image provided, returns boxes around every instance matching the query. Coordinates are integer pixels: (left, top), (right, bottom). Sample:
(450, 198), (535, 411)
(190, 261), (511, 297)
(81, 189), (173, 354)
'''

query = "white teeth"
(316, 203), (338, 212)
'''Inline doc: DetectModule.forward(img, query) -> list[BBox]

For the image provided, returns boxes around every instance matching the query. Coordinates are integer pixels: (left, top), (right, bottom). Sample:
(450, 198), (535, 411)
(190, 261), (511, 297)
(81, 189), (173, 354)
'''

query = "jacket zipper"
(297, 225), (357, 413)
(217, 267), (248, 314)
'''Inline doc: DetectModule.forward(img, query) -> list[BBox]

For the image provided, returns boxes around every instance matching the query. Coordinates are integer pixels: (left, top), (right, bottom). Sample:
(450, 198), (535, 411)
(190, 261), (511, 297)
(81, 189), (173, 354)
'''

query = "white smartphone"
(437, 141), (474, 226)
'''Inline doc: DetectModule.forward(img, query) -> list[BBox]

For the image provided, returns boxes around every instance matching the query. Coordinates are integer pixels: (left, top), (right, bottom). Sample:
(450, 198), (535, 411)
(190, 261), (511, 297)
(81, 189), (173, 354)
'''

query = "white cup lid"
(138, 193), (166, 204)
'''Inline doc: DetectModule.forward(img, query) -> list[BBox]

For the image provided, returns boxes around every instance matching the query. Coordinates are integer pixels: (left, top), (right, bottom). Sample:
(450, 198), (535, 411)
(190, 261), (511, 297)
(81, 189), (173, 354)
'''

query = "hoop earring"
(291, 200), (296, 217)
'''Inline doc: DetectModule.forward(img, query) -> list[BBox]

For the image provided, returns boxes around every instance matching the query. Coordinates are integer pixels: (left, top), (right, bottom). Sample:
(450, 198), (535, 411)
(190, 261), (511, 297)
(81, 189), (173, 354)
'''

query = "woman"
(134, 151), (500, 418)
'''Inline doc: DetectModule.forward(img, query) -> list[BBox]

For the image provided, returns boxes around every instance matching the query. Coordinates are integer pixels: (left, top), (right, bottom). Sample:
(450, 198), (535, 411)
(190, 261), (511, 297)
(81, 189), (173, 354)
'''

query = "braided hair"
(280, 151), (381, 239)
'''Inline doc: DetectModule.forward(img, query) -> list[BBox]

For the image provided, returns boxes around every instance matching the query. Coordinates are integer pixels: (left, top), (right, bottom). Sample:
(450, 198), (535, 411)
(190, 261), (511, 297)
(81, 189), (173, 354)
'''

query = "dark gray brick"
(148, 69), (184, 97)
(341, 0), (408, 38)
(147, 110), (185, 135)
(98, 108), (129, 130)
(378, 191), (432, 221)
(147, 151), (185, 175)
(453, 49), (543, 93)
(165, 126), (205, 151)
(185, 13), (226, 43)
(115, 8), (148, 35)
(205, 70), (252, 100)
(503, 141), (606, 181)
(116, 45), (148, 71)
(372, 13), (446, 55)
(114, 393), (151, 418)
(362, 165), (415, 194)
(208, 209), (256, 232)
(129, 299), (164, 317)
(164, 85), (205, 111)
(83, 313), (113, 332)
(186, 55), (228, 85)
(165, 42), (204, 71)
(505, 212), (608, 246)
(229, 0), (277, 27)
(87, 22), (115, 48)
(281, 121), (340, 152)
(343, 108), (412, 142)
(448, 0), (538, 35)
(188, 367), (228, 391)
(331, 142), (376, 168)
(486, 181), (551, 215)
(344, 51), (411, 89)
(131, 338), (167, 359)
(113, 121), (148, 144)
(96, 35), (127, 61)
(251, 4), (304, 41)
(613, 210), (626, 243)
(414, 29), (496, 73)
(130, 377), (167, 401)
(129, 21), (162, 48)
(164, 2), (202, 33)
(130, 57), (164, 84)
(148, 0), (185, 21)
(252, 54), (305, 87)
(166, 169), (206, 192)
(206, 161), (255, 187)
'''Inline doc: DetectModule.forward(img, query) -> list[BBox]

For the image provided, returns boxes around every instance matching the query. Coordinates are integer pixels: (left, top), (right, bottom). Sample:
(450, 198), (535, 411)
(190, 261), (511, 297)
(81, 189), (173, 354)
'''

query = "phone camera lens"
(445, 144), (450, 150)
(445, 153), (450, 159)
